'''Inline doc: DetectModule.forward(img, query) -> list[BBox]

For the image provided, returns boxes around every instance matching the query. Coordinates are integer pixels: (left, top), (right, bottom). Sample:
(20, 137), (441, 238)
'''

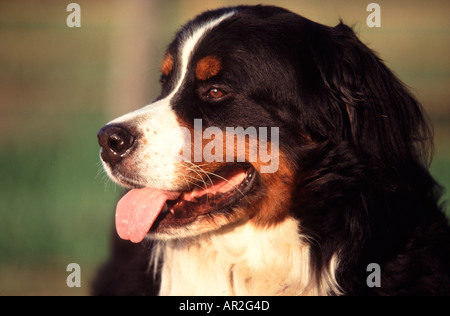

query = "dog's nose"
(97, 125), (136, 165)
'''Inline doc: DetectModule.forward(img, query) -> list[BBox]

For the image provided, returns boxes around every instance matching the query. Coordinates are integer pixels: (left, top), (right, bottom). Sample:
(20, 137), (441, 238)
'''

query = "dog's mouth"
(115, 165), (256, 243)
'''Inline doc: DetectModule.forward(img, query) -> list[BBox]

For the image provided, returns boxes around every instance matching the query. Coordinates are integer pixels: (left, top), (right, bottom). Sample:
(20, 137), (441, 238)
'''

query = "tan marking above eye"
(195, 56), (222, 81)
(162, 53), (174, 77)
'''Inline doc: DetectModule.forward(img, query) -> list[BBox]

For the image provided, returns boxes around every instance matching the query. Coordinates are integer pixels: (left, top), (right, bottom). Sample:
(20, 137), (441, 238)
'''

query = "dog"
(94, 5), (450, 295)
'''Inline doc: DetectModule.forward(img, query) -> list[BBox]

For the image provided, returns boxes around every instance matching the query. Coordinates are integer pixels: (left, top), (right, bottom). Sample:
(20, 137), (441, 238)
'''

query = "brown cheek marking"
(195, 56), (222, 81)
(222, 138), (294, 227)
(174, 118), (224, 185)
(172, 119), (294, 227)
(249, 153), (295, 227)
(162, 53), (174, 77)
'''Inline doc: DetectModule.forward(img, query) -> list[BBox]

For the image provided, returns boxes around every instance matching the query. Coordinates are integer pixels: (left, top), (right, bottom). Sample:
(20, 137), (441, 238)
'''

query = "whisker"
(201, 170), (245, 197)
(179, 171), (192, 190)
(95, 162), (116, 192)
(182, 173), (208, 190)
(188, 162), (215, 188)
(185, 163), (209, 191)
(186, 163), (245, 198)
(187, 162), (216, 203)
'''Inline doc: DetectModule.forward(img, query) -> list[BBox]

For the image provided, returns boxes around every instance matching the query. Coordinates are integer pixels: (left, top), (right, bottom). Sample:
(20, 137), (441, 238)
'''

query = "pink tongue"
(115, 188), (181, 243)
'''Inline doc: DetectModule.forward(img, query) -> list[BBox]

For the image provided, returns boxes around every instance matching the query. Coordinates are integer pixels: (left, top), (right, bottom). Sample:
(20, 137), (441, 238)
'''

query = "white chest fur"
(152, 218), (340, 296)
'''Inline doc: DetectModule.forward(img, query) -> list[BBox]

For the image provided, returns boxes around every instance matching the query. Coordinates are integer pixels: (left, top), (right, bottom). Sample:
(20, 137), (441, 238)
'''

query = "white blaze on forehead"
(109, 10), (235, 125)
(170, 11), (235, 100)
(105, 11), (236, 190)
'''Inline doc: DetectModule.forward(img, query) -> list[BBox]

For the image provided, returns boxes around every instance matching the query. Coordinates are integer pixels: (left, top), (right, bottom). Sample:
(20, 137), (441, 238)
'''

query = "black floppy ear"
(314, 22), (432, 168)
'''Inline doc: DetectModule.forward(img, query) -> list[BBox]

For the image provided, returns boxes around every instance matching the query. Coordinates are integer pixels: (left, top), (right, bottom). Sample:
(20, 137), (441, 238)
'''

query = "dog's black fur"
(94, 5), (450, 295)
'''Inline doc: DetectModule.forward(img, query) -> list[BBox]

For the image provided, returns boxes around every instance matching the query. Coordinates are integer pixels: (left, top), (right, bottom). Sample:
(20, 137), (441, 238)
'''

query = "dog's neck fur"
(151, 218), (340, 296)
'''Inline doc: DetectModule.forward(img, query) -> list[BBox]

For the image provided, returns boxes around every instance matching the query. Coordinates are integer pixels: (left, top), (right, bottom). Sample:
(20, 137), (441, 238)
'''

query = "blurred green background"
(0, 0), (449, 295)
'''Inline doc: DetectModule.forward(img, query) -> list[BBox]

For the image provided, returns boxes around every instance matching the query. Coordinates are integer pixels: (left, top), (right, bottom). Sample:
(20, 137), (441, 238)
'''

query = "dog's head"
(98, 5), (431, 242)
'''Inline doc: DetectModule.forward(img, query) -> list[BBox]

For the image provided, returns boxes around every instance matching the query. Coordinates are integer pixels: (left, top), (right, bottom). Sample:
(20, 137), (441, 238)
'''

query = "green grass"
(0, 1), (123, 295)
(0, 111), (120, 295)
(0, 112), (116, 263)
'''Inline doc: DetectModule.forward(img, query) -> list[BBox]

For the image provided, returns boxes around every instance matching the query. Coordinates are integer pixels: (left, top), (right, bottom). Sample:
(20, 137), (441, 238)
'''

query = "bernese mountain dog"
(94, 5), (450, 296)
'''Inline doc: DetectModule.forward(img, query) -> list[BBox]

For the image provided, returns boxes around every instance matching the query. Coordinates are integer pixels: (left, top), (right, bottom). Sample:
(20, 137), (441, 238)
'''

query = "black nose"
(97, 125), (136, 165)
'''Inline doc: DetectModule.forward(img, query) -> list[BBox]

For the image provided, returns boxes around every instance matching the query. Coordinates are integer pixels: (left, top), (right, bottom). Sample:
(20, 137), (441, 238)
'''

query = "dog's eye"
(206, 88), (226, 99)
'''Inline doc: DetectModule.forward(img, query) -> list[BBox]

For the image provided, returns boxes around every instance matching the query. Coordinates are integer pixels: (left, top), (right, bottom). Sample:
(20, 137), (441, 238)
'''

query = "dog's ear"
(314, 22), (433, 168)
